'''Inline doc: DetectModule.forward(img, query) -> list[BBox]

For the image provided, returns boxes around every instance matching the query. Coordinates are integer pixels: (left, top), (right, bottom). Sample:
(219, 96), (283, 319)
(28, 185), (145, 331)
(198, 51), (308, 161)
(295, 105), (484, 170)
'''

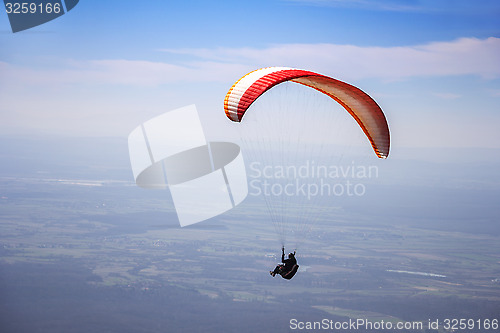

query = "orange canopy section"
(224, 67), (390, 158)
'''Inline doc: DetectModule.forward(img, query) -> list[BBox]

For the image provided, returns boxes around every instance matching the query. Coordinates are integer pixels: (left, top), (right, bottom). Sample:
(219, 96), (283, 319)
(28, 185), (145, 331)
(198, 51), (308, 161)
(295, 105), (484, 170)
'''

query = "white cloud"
(432, 92), (461, 100)
(162, 37), (500, 81)
(0, 59), (253, 88)
(283, 0), (423, 11)
(0, 37), (499, 145)
(1, 37), (498, 91)
(283, 0), (500, 13)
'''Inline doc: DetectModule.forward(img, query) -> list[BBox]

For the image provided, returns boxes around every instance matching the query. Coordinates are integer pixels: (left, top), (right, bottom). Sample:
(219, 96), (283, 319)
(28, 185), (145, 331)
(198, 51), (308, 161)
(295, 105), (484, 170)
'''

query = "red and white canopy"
(224, 67), (390, 158)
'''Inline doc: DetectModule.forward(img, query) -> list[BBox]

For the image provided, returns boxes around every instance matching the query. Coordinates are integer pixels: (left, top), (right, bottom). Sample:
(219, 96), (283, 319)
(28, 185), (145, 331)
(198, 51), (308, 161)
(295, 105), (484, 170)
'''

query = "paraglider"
(224, 67), (390, 278)
(270, 247), (299, 280)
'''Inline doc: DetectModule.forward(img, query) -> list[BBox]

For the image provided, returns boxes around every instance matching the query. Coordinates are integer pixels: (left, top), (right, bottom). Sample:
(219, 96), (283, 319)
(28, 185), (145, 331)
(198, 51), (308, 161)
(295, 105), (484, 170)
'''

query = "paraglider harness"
(281, 263), (299, 280)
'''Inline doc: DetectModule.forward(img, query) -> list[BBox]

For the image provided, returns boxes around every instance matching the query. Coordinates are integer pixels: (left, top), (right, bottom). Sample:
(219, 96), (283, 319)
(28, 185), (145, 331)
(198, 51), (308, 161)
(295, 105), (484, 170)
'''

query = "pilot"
(270, 247), (298, 279)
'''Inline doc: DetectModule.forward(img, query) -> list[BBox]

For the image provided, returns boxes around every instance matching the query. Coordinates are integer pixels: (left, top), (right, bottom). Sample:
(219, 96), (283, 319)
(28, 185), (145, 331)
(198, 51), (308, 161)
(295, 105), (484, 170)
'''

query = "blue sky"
(0, 0), (499, 150)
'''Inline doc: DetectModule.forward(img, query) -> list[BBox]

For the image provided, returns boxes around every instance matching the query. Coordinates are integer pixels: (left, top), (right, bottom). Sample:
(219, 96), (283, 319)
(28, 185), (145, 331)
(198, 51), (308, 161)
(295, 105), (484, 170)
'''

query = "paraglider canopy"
(224, 67), (390, 158)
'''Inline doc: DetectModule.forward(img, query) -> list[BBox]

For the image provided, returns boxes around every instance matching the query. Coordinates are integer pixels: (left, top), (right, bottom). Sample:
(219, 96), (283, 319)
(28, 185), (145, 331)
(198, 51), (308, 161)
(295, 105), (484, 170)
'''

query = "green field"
(1, 177), (499, 332)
